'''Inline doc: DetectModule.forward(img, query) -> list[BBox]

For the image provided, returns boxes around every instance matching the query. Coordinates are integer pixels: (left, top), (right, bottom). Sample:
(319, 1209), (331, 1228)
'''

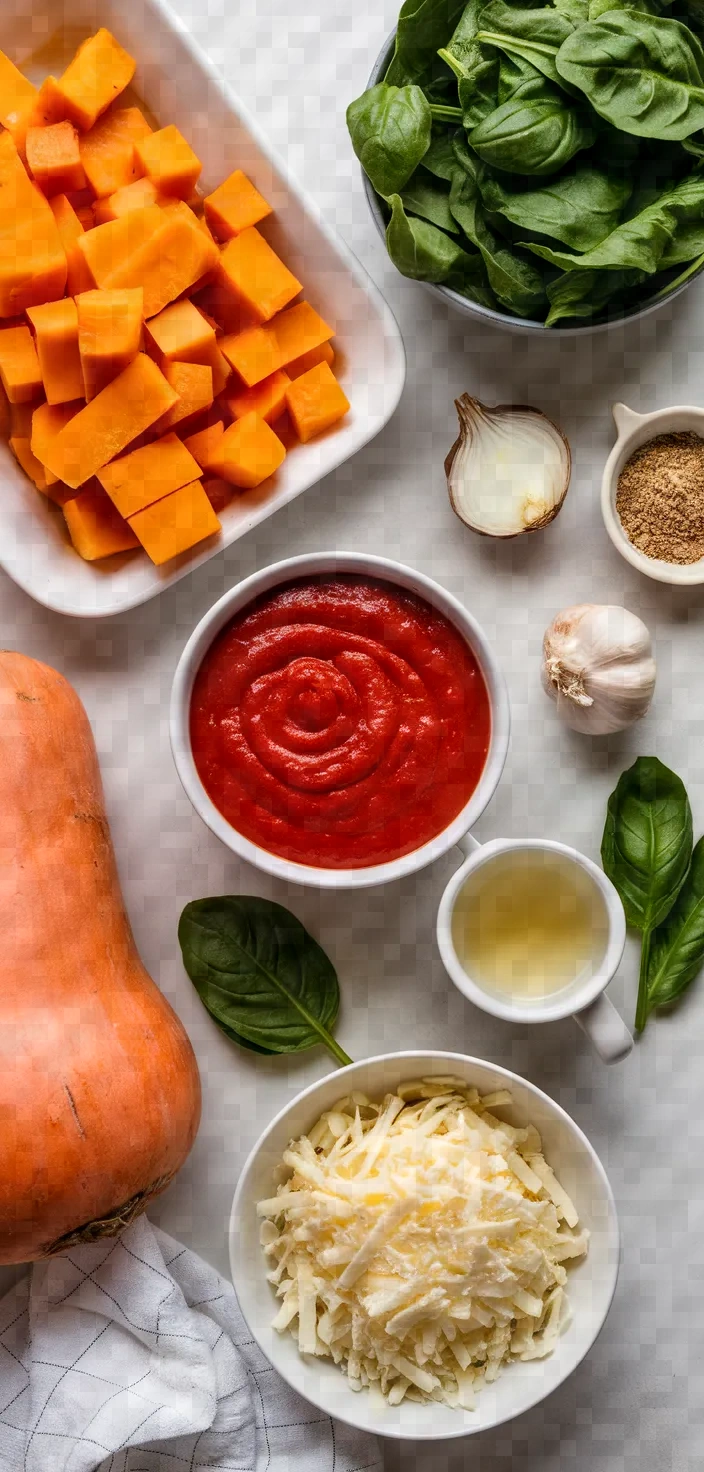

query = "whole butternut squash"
(0, 653), (201, 1262)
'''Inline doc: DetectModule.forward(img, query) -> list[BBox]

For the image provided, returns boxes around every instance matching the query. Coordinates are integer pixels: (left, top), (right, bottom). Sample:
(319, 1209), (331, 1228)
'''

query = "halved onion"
(445, 394), (571, 539)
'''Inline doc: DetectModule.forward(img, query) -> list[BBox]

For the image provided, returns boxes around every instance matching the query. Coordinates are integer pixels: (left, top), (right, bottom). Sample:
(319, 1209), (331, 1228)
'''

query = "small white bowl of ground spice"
(602, 403), (704, 585)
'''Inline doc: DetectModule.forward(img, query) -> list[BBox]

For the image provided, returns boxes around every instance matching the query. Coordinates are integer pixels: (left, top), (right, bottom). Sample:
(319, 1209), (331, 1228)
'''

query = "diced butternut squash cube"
(42, 353), (178, 488)
(76, 205), (95, 230)
(6, 77), (69, 161)
(157, 361), (213, 432)
(80, 106), (152, 198)
(26, 121), (86, 197)
(94, 176), (161, 224)
(220, 301), (333, 387)
(128, 478), (220, 563)
(135, 125), (201, 199)
(9, 400), (39, 438)
(145, 298), (229, 392)
(202, 477), (234, 513)
(76, 286), (144, 400)
(192, 281), (255, 336)
(0, 50), (38, 132)
(49, 195), (93, 295)
(224, 369), (290, 425)
(31, 400), (82, 482)
(27, 299), (84, 405)
(216, 228), (301, 325)
(0, 326), (43, 404)
(78, 204), (161, 287)
(204, 169), (272, 241)
(97, 431), (201, 517)
(285, 361), (350, 443)
(10, 435), (53, 492)
(0, 133), (67, 317)
(286, 340), (334, 379)
(210, 411), (285, 488)
(55, 29), (136, 132)
(78, 201), (218, 317)
(183, 421), (225, 474)
(64, 480), (139, 559)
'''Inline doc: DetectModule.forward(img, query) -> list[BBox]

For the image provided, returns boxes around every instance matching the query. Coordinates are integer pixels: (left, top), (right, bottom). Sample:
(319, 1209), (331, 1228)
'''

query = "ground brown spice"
(616, 431), (704, 564)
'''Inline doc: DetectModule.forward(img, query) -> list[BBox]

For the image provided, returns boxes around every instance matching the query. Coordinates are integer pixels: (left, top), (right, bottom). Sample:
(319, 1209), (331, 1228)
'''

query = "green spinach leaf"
(449, 167), (548, 310)
(423, 126), (465, 176)
(470, 74), (595, 172)
(478, 1), (576, 49)
(386, 0), (468, 82)
(522, 172), (704, 269)
(556, 12), (704, 140)
(544, 264), (646, 321)
(386, 190), (477, 275)
(178, 896), (352, 1065)
(480, 163), (631, 248)
(347, 83), (432, 196)
(474, 28), (565, 86)
(643, 837), (704, 1022)
(401, 169), (460, 229)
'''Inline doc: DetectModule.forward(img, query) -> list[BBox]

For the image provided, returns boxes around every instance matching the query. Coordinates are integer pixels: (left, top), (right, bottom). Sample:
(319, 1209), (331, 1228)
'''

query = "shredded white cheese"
(258, 1077), (588, 1407)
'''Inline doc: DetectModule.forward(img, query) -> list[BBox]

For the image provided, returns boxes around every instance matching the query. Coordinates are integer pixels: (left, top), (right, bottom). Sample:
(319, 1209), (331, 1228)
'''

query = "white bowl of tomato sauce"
(170, 552), (510, 889)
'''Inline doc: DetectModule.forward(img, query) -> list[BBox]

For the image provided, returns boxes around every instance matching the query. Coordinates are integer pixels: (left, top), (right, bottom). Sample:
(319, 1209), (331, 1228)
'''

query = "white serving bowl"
(170, 551), (510, 889)
(0, 0), (405, 617)
(229, 1050), (620, 1442)
(602, 402), (704, 585)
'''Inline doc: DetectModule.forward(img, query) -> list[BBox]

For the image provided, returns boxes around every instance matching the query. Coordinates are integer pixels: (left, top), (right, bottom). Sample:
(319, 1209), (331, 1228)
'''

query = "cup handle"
(611, 402), (645, 436)
(573, 992), (633, 1064)
(457, 832), (482, 859)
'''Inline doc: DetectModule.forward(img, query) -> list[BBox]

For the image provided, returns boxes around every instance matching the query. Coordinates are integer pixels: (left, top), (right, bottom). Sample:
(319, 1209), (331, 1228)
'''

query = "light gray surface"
(3, 1), (703, 1466)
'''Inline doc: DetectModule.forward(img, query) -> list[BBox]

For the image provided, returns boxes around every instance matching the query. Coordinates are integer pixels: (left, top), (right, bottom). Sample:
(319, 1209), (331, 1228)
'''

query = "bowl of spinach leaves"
(348, 0), (704, 331)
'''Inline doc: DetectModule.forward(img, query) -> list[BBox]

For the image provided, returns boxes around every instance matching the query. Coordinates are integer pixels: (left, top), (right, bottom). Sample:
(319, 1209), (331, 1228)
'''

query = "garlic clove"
(542, 604), (656, 736)
(446, 394), (571, 539)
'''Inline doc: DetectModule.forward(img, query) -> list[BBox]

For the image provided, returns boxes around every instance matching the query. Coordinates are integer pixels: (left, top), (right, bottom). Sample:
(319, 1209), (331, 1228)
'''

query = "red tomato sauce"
(190, 575), (491, 868)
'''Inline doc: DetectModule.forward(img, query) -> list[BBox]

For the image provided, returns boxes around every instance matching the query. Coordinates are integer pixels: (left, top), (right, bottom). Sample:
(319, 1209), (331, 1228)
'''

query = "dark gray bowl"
(362, 30), (704, 335)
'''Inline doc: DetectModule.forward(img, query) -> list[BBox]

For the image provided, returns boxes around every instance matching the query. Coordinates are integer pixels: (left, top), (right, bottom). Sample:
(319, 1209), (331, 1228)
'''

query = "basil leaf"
(601, 757), (693, 933)
(178, 896), (352, 1066)
(347, 83), (432, 197)
(556, 12), (704, 140)
(644, 837), (704, 1019)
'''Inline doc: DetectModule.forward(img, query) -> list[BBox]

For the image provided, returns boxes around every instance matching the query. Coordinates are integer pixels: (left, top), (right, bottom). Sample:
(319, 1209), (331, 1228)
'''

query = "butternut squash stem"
(43, 1174), (173, 1255)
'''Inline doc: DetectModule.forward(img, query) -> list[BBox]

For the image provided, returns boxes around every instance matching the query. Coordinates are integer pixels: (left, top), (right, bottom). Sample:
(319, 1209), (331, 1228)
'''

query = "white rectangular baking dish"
(0, 0), (405, 618)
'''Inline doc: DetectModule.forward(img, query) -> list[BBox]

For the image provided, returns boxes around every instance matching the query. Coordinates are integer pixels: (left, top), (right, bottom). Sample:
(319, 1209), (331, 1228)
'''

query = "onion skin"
(445, 394), (572, 539)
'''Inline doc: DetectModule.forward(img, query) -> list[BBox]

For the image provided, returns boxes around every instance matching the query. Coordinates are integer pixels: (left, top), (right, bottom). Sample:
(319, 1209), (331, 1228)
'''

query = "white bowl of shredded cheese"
(229, 1052), (619, 1440)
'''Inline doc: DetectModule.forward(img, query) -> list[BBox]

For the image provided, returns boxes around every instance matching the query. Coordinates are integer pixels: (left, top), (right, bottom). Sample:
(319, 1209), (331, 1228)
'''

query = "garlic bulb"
(445, 394), (571, 538)
(542, 604), (656, 736)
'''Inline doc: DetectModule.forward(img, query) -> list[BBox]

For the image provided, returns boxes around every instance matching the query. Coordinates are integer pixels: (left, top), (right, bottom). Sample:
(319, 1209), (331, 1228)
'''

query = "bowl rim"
(362, 30), (704, 336)
(601, 402), (704, 585)
(170, 550), (511, 889)
(228, 1048), (621, 1442)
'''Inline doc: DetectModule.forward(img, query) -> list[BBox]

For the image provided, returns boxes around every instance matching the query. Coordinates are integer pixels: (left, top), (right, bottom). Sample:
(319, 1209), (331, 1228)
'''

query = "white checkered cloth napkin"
(0, 1214), (382, 1472)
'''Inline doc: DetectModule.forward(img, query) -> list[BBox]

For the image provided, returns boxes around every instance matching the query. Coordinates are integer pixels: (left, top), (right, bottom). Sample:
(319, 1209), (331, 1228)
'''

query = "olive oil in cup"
(437, 838), (632, 1063)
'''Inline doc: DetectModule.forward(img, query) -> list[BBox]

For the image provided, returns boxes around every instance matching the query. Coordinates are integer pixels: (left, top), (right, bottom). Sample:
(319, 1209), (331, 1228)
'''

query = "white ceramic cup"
(437, 835), (632, 1064)
(601, 401), (704, 585)
(171, 550), (510, 890)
